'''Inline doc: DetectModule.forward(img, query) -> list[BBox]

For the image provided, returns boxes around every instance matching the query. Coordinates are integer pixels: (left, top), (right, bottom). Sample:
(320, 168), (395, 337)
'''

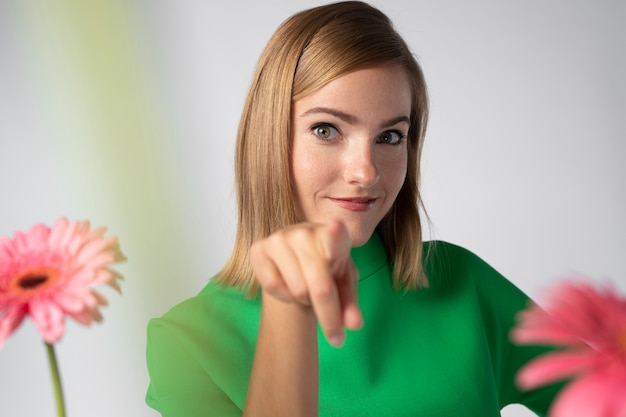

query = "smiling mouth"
(329, 197), (377, 211)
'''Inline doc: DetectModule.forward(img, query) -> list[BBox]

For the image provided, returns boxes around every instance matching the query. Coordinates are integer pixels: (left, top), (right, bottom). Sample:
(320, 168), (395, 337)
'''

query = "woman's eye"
(378, 130), (404, 145)
(312, 124), (339, 140)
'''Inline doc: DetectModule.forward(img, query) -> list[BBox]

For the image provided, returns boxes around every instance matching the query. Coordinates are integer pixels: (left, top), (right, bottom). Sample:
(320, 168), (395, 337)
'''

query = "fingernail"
(329, 331), (345, 348)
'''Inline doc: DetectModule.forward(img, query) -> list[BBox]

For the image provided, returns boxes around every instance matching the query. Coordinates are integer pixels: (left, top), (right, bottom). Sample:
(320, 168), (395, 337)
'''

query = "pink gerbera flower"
(511, 280), (626, 417)
(0, 217), (125, 347)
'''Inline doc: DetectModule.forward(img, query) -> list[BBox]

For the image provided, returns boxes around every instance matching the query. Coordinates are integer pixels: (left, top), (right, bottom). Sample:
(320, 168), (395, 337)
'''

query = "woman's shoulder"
(146, 278), (259, 414)
(421, 240), (529, 304)
(421, 240), (495, 285)
(148, 278), (260, 337)
(422, 240), (488, 265)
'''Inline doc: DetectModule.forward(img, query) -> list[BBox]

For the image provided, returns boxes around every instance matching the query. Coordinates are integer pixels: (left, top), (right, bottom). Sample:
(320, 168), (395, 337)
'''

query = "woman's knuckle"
(292, 286), (310, 305)
(311, 282), (335, 302)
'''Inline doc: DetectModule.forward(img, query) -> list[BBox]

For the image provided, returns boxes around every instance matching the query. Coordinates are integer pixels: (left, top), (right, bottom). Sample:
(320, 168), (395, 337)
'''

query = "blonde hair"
(218, 1), (430, 293)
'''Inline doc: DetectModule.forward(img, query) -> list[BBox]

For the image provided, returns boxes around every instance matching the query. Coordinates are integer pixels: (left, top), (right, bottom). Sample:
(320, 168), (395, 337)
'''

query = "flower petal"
(0, 306), (27, 348)
(80, 252), (116, 271)
(0, 236), (16, 261)
(52, 290), (88, 313)
(48, 217), (70, 249)
(550, 371), (626, 417)
(511, 324), (586, 347)
(69, 307), (103, 325)
(516, 350), (598, 389)
(104, 269), (124, 293)
(75, 236), (116, 266)
(29, 299), (66, 343)
(65, 221), (97, 257)
(14, 224), (49, 255)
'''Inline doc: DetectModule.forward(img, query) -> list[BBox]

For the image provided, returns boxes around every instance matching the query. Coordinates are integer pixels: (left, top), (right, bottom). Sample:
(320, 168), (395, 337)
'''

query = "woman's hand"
(249, 220), (364, 347)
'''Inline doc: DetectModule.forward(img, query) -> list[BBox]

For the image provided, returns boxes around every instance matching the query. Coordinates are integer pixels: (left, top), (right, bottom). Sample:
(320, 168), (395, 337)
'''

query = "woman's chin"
(346, 226), (376, 248)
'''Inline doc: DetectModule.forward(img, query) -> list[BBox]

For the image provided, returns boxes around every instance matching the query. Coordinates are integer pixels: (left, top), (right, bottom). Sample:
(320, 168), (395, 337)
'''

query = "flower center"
(19, 274), (49, 289)
(10, 267), (59, 293)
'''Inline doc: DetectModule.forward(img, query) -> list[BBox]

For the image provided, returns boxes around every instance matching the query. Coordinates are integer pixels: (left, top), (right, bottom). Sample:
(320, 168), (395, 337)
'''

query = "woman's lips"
(329, 197), (377, 212)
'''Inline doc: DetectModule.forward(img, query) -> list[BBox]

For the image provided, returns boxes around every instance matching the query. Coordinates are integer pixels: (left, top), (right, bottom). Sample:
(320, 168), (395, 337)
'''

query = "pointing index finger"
(315, 220), (362, 346)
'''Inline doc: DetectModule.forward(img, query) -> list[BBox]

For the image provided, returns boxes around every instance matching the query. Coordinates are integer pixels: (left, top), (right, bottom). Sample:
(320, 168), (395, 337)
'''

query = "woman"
(146, 2), (561, 416)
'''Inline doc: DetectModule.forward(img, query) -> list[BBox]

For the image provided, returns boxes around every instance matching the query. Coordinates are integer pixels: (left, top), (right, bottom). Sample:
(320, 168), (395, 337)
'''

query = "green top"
(146, 234), (560, 416)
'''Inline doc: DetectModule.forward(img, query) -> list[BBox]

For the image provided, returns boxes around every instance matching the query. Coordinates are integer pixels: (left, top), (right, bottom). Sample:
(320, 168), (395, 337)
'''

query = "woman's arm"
(244, 296), (319, 416)
(243, 220), (362, 416)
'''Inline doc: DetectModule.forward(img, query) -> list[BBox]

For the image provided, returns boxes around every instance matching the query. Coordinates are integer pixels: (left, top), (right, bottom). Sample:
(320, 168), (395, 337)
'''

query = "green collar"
(351, 231), (388, 281)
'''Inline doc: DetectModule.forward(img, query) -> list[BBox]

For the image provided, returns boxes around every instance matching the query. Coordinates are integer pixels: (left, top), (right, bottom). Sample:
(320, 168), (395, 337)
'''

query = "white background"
(0, 1), (624, 416)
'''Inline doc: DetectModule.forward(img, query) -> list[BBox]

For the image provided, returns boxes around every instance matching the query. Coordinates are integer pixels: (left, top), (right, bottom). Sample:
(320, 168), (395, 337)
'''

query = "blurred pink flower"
(511, 280), (626, 417)
(0, 218), (125, 347)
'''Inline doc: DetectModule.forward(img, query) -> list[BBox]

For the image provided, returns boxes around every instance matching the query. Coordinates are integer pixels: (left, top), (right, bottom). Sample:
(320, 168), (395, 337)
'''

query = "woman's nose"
(342, 141), (380, 187)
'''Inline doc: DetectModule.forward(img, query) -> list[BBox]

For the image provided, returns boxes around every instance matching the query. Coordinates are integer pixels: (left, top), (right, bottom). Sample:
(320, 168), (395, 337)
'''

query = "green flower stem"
(45, 342), (66, 417)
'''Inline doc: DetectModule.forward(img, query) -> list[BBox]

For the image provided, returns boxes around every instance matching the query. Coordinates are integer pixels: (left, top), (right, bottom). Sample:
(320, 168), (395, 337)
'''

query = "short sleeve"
(145, 317), (242, 417)
(465, 248), (564, 416)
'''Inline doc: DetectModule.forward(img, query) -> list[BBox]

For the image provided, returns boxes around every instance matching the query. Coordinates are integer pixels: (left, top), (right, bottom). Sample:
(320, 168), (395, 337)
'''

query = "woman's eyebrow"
(383, 115), (411, 127)
(300, 107), (358, 124)
(300, 106), (410, 128)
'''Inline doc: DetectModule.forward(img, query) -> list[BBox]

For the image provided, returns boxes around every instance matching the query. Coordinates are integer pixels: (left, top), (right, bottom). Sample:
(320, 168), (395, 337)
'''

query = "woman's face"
(290, 65), (411, 246)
